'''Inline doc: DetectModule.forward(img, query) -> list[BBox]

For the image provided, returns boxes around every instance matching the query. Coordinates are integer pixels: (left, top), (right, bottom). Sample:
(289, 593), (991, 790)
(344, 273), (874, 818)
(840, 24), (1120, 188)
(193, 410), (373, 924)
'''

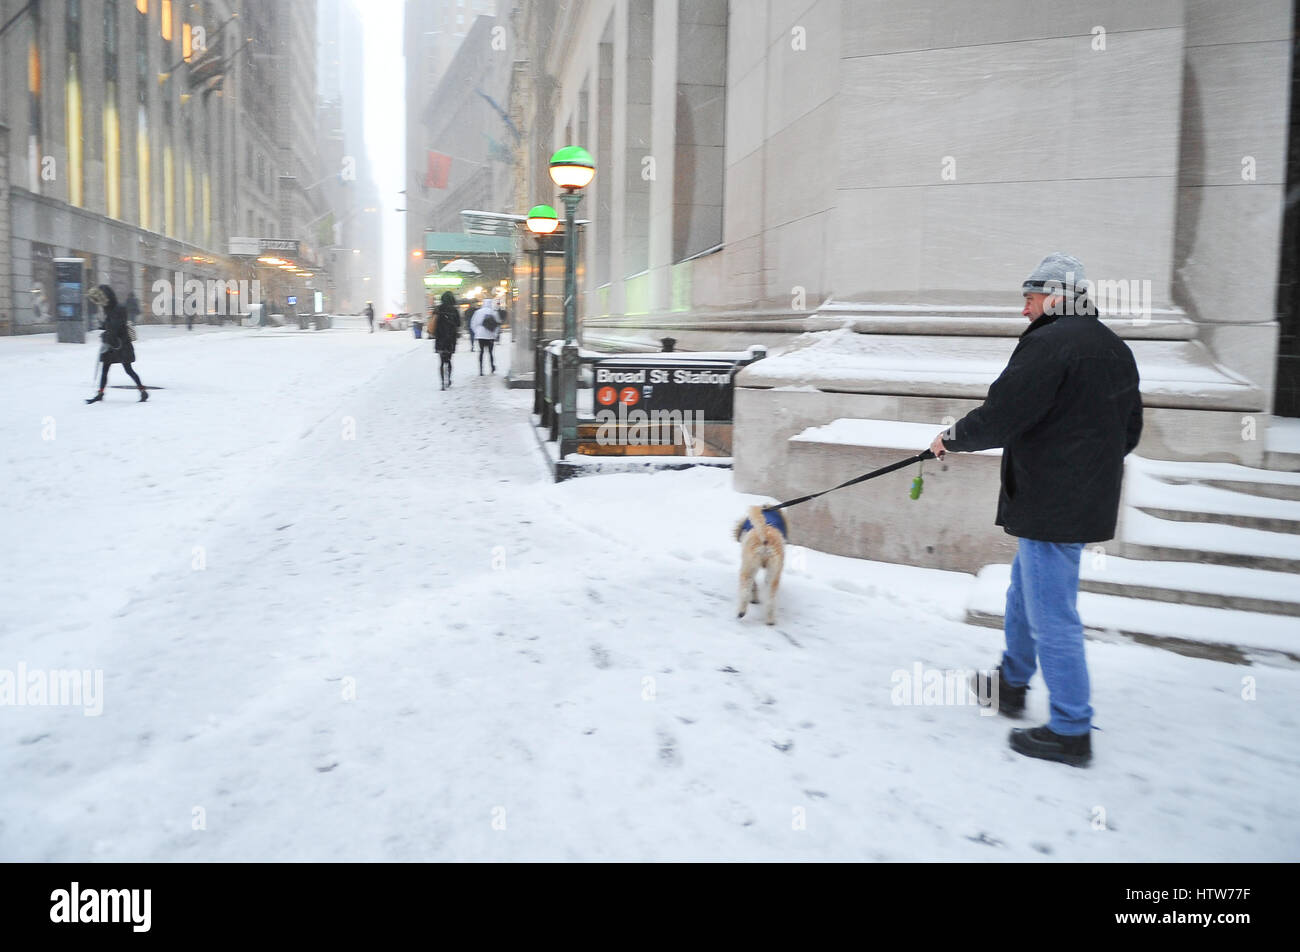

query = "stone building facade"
(0, 0), (332, 332)
(510, 0), (1298, 569)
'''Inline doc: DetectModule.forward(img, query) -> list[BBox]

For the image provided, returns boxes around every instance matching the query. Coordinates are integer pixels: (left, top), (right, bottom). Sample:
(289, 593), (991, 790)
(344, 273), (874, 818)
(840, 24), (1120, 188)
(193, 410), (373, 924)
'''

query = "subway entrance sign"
(591, 356), (742, 421)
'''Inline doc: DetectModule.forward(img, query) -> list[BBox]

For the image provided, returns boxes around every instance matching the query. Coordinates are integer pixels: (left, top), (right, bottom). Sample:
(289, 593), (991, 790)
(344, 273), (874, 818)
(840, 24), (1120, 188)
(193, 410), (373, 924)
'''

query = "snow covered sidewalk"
(1, 325), (1297, 861)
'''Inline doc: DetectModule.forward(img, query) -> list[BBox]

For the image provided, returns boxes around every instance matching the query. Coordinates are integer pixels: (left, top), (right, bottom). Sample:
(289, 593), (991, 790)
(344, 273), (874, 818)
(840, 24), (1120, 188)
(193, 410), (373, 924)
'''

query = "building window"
(104, 0), (123, 219)
(104, 0), (119, 81)
(65, 0), (84, 206)
(136, 4), (149, 104)
(66, 0), (81, 49)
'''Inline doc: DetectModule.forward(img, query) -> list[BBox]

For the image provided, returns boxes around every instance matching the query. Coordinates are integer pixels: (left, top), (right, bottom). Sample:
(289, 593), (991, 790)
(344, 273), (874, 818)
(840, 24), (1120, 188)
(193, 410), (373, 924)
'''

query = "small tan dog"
(734, 505), (788, 625)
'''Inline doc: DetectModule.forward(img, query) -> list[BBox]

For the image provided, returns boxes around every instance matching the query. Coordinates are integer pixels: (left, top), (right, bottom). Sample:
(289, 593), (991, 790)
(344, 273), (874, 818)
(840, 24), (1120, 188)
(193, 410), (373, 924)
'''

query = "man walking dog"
(930, 253), (1143, 767)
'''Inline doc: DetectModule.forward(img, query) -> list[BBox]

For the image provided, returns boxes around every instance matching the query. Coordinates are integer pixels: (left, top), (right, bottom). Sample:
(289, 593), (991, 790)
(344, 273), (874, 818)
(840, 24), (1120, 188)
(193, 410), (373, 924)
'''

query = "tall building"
(403, 0), (496, 313)
(318, 0), (383, 312)
(0, 0), (325, 333)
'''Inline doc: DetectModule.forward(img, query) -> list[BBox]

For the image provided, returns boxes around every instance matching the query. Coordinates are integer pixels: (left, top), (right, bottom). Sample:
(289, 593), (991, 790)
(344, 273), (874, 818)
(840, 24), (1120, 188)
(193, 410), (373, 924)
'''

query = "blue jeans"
(1001, 538), (1092, 735)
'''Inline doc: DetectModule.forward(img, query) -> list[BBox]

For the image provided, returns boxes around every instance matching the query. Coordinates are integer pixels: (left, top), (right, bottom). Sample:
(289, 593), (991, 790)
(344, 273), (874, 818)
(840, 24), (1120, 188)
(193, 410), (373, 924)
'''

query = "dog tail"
(748, 506), (767, 539)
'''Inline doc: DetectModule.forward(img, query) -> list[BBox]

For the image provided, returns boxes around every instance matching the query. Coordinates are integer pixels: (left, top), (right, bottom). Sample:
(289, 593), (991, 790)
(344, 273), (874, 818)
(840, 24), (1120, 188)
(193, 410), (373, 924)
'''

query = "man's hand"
(929, 433), (947, 459)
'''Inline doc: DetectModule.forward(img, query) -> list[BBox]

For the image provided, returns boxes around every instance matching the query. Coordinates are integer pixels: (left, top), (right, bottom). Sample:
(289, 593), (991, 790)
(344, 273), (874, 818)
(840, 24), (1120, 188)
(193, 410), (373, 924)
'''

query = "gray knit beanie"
(1022, 252), (1087, 297)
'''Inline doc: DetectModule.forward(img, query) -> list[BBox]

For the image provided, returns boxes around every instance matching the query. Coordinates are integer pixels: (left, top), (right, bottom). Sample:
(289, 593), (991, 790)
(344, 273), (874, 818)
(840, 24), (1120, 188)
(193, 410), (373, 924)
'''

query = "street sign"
(591, 360), (737, 421)
(425, 273), (463, 288)
(287, 295), (298, 306)
(259, 239), (301, 255)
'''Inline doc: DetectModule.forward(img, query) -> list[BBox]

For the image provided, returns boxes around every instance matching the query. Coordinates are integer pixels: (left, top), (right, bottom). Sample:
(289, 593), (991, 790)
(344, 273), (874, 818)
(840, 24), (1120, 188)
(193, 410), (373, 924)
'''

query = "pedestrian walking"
(431, 291), (462, 390)
(365, 301), (375, 334)
(930, 253), (1143, 767)
(470, 299), (501, 375)
(462, 299), (476, 352)
(125, 291), (142, 324)
(85, 284), (150, 404)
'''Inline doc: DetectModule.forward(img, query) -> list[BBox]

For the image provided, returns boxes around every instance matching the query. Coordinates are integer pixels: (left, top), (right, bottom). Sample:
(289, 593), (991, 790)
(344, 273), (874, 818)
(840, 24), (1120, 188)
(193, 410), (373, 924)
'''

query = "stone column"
(646, 0), (678, 313)
(0, 122), (10, 335)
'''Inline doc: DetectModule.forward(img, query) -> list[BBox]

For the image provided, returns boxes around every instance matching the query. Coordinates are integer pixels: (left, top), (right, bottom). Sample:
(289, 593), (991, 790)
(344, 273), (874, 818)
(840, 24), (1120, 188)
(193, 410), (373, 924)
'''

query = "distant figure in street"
(931, 253), (1143, 767)
(430, 291), (462, 390)
(86, 284), (149, 404)
(365, 301), (375, 334)
(125, 291), (142, 325)
(461, 299), (477, 351)
(470, 299), (501, 374)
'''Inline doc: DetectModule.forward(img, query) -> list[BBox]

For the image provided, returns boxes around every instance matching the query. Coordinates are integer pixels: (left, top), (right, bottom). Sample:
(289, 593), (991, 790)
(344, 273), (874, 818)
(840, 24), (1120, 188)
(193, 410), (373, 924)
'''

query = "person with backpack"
(430, 291), (462, 390)
(470, 299), (501, 374)
(85, 284), (150, 403)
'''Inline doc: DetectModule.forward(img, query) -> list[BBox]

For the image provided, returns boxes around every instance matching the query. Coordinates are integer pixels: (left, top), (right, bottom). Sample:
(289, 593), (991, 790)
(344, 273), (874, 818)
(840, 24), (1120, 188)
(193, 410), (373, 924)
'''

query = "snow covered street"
(2, 322), (1298, 861)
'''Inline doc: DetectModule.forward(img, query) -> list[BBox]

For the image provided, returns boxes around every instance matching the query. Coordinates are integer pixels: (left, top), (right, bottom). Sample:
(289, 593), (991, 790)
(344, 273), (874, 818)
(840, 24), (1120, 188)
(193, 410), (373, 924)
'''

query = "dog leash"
(763, 449), (936, 513)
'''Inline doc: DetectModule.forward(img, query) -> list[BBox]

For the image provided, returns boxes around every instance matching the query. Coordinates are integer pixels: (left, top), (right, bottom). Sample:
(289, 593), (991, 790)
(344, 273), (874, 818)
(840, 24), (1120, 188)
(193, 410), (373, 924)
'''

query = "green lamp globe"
(549, 146), (596, 190)
(526, 204), (559, 235)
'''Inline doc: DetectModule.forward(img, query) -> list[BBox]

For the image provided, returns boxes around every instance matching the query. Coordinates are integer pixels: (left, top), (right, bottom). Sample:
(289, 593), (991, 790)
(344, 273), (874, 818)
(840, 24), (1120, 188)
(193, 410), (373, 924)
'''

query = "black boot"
(138, 387), (149, 402)
(86, 390), (104, 404)
(969, 665), (1027, 718)
(1009, 725), (1092, 767)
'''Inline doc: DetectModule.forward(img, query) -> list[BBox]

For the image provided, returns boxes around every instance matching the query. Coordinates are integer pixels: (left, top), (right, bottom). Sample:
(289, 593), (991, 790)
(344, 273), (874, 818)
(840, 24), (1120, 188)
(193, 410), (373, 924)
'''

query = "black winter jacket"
(943, 312), (1143, 543)
(100, 305), (136, 365)
(433, 304), (461, 352)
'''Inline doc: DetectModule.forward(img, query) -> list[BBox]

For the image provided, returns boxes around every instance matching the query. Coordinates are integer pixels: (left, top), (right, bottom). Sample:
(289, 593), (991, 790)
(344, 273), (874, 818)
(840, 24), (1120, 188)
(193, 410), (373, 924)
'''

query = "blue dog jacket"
(741, 508), (788, 538)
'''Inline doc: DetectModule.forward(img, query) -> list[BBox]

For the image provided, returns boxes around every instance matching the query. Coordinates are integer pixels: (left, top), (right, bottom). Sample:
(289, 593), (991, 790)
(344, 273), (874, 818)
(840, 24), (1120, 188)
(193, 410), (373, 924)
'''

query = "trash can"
(412, 320), (423, 339)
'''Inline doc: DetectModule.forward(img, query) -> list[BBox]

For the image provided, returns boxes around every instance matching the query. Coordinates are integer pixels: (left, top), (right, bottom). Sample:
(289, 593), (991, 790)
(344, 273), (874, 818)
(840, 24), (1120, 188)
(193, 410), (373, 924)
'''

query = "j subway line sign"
(592, 361), (736, 421)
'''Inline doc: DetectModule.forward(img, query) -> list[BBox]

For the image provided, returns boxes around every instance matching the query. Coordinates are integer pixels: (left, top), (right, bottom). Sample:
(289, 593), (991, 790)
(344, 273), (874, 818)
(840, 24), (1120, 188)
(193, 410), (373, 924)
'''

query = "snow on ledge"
(1267, 418), (1300, 456)
(791, 418), (1002, 456)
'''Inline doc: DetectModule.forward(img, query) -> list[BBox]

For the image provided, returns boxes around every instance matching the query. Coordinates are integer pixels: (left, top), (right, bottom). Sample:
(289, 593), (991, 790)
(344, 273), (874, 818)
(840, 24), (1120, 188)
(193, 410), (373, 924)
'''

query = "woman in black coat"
(86, 284), (149, 403)
(430, 291), (462, 390)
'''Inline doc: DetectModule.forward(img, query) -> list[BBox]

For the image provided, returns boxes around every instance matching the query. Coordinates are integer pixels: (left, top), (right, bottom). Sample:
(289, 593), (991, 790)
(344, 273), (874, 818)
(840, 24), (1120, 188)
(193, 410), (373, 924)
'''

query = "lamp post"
(526, 204), (558, 415)
(548, 146), (595, 458)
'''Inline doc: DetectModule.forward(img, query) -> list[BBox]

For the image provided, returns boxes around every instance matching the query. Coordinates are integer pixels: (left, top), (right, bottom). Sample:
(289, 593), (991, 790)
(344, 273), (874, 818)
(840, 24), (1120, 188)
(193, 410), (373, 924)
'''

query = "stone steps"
(965, 454), (1300, 664)
(966, 566), (1300, 665)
